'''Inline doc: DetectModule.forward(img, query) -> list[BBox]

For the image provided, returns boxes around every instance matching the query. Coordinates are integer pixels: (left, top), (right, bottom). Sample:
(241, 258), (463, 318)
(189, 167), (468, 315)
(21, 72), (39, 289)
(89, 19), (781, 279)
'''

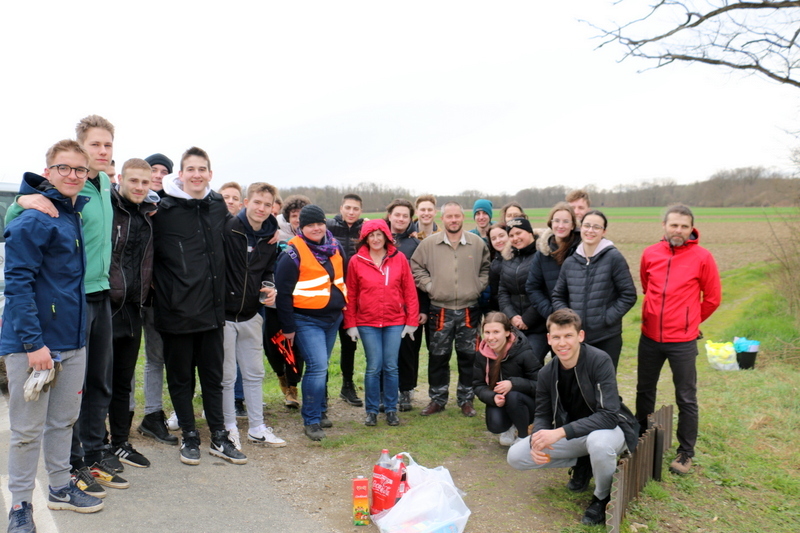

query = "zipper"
(658, 247), (675, 342)
(178, 241), (188, 275)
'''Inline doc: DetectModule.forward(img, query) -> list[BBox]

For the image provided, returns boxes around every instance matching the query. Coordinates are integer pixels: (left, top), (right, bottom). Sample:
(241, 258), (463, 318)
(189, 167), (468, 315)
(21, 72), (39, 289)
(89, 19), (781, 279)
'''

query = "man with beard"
(410, 202), (490, 417)
(635, 204), (721, 475)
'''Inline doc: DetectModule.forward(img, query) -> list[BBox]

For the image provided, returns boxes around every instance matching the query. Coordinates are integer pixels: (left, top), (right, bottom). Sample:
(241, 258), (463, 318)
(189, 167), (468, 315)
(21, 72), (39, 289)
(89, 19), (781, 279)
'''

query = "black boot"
(339, 380), (363, 407)
(138, 410), (179, 445)
(567, 455), (593, 492)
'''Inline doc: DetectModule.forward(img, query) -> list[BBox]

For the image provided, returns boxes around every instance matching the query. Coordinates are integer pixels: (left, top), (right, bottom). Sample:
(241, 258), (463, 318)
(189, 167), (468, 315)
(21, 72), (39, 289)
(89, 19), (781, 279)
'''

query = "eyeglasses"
(581, 223), (604, 232)
(49, 164), (89, 179)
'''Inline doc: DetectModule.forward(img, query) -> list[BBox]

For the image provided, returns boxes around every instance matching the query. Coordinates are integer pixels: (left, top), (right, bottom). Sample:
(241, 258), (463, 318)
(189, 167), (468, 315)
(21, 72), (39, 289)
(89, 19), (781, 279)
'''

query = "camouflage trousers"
(426, 305), (480, 406)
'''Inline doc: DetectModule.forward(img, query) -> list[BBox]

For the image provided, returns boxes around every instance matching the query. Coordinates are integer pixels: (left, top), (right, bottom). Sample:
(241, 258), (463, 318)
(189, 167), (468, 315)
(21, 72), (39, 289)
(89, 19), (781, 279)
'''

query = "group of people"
(0, 113), (722, 531)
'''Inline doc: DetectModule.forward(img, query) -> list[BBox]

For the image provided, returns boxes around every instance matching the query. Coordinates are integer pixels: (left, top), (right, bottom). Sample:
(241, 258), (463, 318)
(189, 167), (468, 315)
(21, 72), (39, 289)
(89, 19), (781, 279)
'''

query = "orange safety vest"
(289, 236), (347, 309)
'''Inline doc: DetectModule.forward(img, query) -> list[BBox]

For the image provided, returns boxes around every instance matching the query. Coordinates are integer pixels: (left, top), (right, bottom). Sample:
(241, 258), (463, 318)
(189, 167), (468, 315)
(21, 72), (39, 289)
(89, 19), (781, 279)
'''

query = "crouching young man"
(2, 140), (103, 532)
(507, 308), (638, 526)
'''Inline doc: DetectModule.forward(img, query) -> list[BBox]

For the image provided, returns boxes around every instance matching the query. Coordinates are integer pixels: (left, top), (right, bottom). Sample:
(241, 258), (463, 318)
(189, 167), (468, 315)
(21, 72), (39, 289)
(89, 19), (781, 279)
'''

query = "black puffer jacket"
(526, 229), (579, 321)
(326, 214), (363, 262)
(551, 239), (636, 344)
(152, 188), (229, 334)
(224, 210), (279, 322)
(488, 254), (503, 312)
(473, 331), (542, 406)
(497, 241), (544, 333)
(109, 186), (156, 314)
(535, 343), (639, 453)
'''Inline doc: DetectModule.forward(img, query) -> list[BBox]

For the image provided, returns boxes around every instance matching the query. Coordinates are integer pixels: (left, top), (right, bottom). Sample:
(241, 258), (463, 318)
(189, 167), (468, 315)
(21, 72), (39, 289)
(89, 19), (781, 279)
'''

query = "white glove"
(401, 325), (418, 340)
(23, 367), (56, 402)
(346, 327), (360, 342)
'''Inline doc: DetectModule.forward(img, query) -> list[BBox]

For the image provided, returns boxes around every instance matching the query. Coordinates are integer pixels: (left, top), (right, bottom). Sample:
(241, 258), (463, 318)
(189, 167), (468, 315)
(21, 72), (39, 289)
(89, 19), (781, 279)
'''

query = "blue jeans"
(294, 313), (342, 425)
(359, 325), (403, 414)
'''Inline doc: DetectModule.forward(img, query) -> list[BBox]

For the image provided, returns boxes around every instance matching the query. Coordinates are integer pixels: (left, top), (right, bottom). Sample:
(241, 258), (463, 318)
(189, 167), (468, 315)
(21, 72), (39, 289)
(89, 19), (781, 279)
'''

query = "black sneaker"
(138, 410), (179, 445)
(339, 381), (363, 407)
(364, 413), (378, 426)
(320, 412), (333, 428)
(581, 495), (610, 525)
(113, 441), (151, 468)
(90, 462), (130, 489)
(47, 480), (104, 513)
(71, 466), (106, 499)
(209, 430), (248, 464)
(386, 411), (400, 426)
(235, 399), (248, 419)
(398, 390), (413, 412)
(567, 455), (592, 492)
(8, 501), (35, 533)
(101, 446), (124, 473)
(180, 430), (201, 465)
(304, 423), (325, 441)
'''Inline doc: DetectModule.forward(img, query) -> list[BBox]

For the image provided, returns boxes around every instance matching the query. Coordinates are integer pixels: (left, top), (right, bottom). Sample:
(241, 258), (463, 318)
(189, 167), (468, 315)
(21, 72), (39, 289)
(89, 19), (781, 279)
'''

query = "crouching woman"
(473, 312), (541, 446)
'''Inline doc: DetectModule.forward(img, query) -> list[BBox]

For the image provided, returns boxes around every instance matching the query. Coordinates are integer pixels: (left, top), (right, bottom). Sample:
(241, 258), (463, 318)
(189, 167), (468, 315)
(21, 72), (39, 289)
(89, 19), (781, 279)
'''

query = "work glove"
(346, 327), (360, 342)
(23, 367), (55, 402)
(401, 325), (418, 340)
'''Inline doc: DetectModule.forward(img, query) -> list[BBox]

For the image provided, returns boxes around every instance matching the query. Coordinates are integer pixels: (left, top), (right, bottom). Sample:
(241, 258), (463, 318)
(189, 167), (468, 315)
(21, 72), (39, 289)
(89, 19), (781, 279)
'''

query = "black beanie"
(299, 204), (326, 228)
(506, 217), (533, 234)
(145, 153), (174, 174)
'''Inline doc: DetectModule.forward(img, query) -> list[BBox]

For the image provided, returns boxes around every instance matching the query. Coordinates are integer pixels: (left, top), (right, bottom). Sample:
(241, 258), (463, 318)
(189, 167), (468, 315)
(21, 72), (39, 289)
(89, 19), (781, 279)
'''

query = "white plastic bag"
(705, 340), (739, 371)
(374, 453), (470, 533)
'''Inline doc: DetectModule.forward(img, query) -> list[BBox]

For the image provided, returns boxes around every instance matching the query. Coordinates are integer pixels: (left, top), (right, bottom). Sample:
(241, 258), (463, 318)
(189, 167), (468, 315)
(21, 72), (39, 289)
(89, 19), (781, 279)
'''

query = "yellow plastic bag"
(705, 341), (739, 371)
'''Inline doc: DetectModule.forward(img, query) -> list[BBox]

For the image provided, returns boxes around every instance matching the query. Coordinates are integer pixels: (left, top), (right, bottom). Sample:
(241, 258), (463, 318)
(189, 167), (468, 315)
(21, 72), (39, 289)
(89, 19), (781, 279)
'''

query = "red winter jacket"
(640, 229), (721, 343)
(343, 219), (419, 329)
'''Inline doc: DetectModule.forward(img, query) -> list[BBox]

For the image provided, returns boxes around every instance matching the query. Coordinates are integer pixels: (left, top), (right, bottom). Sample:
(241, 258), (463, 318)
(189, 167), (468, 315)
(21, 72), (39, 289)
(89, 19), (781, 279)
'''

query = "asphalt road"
(0, 392), (333, 533)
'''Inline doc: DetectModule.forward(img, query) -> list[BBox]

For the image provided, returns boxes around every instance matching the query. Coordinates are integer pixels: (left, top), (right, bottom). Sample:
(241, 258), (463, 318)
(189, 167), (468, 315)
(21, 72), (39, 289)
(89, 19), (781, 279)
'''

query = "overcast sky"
(0, 1), (796, 195)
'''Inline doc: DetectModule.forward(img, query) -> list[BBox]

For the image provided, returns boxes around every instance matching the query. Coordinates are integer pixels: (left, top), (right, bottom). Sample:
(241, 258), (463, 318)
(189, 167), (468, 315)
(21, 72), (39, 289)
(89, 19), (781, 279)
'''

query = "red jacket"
(343, 219), (419, 329)
(640, 228), (721, 343)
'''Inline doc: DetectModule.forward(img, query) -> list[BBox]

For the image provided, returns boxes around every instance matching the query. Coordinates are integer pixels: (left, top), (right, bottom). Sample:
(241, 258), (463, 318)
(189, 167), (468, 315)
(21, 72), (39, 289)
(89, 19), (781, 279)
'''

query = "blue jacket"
(0, 173), (88, 354)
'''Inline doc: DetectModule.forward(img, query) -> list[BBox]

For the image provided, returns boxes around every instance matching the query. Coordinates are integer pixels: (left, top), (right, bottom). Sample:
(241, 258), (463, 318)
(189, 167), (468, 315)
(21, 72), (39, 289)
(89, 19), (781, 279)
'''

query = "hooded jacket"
(109, 185), (157, 314)
(224, 209), (279, 322)
(5, 170), (112, 295)
(535, 343), (639, 453)
(497, 240), (544, 332)
(151, 175), (229, 334)
(0, 174), (88, 354)
(551, 238), (637, 344)
(343, 219), (419, 329)
(640, 228), (721, 343)
(526, 228), (580, 321)
(472, 331), (541, 406)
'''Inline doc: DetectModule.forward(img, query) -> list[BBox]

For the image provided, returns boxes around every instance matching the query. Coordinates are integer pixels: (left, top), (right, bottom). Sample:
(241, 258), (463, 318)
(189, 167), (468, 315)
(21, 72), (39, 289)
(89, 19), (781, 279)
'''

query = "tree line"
(279, 167), (799, 214)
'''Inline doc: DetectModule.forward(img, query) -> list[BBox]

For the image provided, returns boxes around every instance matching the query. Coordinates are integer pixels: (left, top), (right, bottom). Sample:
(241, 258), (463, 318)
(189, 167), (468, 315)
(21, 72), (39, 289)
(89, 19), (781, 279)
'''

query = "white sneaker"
(499, 426), (517, 447)
(248, 425), (287, 448)
(166, 412), (179, 431)
(227, 427), (242, 451)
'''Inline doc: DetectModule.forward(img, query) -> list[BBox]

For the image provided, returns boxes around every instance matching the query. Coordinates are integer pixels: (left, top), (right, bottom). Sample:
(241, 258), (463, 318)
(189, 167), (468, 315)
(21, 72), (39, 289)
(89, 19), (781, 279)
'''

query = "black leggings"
(484, 391), (536, 437)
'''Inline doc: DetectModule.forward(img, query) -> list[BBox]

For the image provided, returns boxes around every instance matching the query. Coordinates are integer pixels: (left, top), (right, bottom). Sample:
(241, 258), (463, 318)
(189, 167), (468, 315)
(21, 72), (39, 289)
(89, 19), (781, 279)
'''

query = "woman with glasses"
(525, 202), (581, 364)
(551, 209), (636, 370)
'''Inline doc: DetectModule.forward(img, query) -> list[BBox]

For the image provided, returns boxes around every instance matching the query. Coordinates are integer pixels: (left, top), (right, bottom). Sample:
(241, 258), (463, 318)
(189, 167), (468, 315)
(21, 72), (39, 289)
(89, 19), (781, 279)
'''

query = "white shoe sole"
(47, 500), (104, 513)
(209, 447), (248, 465)
(248, 435), (287, 448)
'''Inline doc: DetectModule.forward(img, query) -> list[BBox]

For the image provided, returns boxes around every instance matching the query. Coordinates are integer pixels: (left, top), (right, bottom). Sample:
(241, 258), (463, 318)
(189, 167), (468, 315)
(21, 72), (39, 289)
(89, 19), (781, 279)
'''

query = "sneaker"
(209, 430), (248, 464)
(8, 501), (35, 533)
(248, 425), (287, 447)
(235, 399), (248, 418)
(339, 381), (363, 407)
(567, 455), (593, 492)
(498, 426), (517, 447)
(364, 413), (378, 426)
(669, 452), (693, 475)
(166, 411), (180, 431)
(304, 423), (325, 441)
(180, 430), (201, 465)
(227, 427), (242, 451)
(71, 466), (106, 499)
(138, 410), (179, 445)
(113, 441), (151, 468)
(90, 462), (129, 489)
(320, 412), (333, 428)
(47, 481), (104, 513)
(101, 446), (124, 473)
(398, 390), (413, 412)
(581, 495), (610, 525)
(386, 411), (400, 426)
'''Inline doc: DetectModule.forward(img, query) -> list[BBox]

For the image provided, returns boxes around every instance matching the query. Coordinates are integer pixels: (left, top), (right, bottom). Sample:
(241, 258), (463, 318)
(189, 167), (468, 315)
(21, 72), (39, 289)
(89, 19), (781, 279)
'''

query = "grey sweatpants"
(222, 314), (266, 431)
(6, 348), (86, 506)
(507, 426), (627, 499)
